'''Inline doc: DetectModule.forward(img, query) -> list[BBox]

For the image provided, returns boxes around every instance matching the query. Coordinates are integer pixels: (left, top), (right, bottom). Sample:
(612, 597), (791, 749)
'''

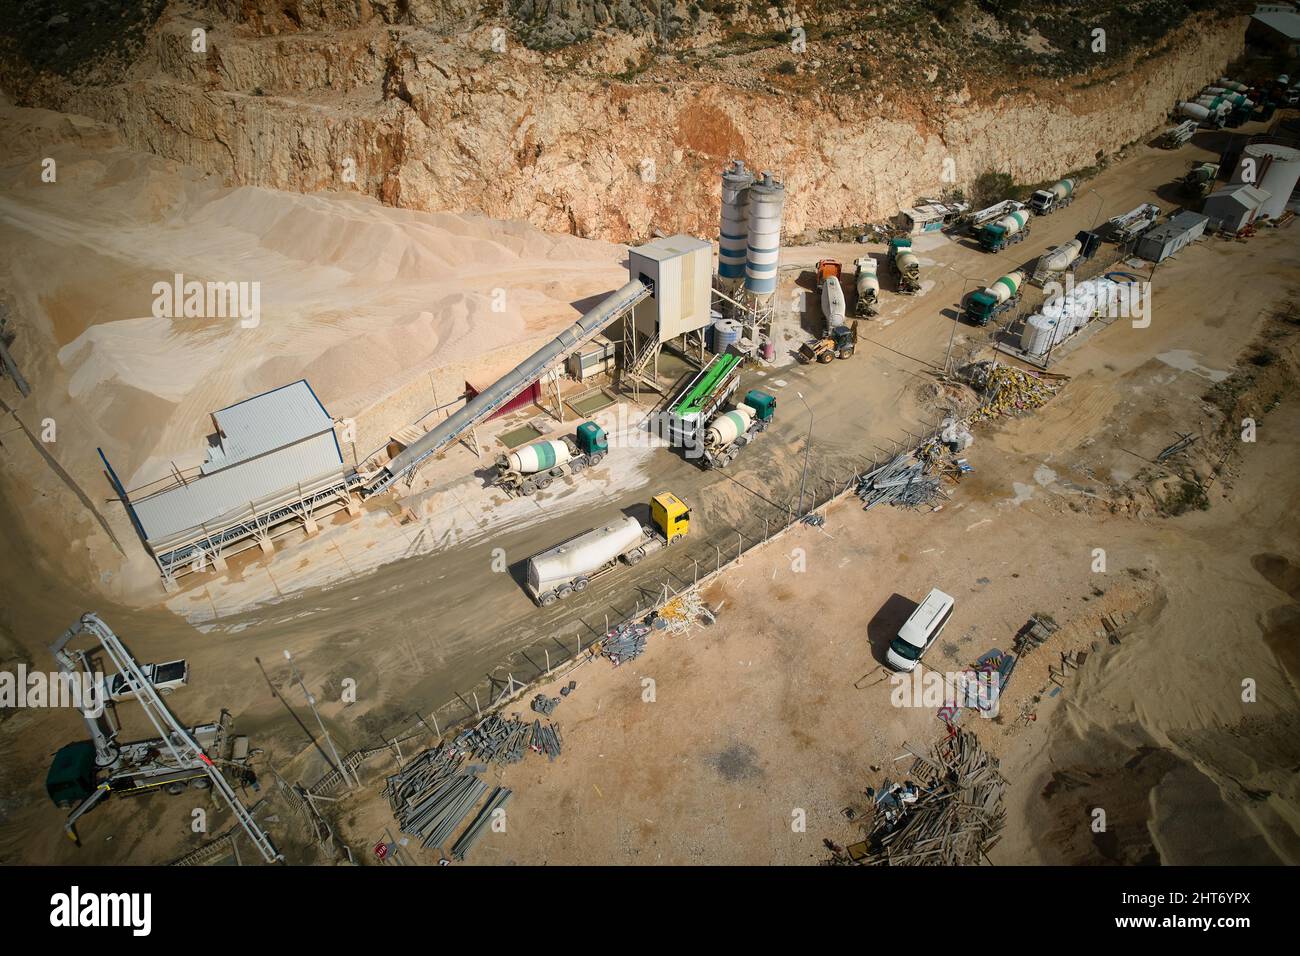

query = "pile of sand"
(0, 104), (626, 501)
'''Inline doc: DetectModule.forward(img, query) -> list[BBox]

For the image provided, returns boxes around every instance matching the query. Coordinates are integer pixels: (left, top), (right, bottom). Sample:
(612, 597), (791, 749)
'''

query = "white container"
(529, 516), (645, 592)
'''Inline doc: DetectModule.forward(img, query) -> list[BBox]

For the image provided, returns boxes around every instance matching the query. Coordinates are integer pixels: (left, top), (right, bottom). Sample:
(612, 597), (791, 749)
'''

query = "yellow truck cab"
(651, 493), (690, 543)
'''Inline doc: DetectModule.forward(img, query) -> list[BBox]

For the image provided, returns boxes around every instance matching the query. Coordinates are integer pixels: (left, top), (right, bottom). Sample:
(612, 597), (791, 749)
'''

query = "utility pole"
(283, 650), (356, 790)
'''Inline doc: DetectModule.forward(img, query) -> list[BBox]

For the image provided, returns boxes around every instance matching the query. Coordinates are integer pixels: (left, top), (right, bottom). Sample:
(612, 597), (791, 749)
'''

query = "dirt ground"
(2, 104), (1298, 864)
(321, 225), (1300, 867)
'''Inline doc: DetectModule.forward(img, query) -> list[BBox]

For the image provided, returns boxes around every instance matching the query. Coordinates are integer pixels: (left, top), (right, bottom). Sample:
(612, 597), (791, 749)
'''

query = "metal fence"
(337, 414), (953, 768)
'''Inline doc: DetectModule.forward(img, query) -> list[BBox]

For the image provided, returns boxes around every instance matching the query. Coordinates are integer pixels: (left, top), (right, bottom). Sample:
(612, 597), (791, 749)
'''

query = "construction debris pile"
(651, 590), (715, 635)
(833, 730), (1006, 866)
(961, 361), (1066, 423)
(601, 620), (650, 665)
(449, 786), (512, 862)
(455, 712), (563, 764)
(1013, 614), (1060, 655)
(855, 453), (948, 511)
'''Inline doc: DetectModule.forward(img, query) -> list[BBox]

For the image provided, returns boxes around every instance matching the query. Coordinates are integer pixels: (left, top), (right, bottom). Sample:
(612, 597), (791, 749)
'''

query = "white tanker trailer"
(525, 494), (690, 606)
(854, 256), (880, 316)
(492, 421), (608, 496)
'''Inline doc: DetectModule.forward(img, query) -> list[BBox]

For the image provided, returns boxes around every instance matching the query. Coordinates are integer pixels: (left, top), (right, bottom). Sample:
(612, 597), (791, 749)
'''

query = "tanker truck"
(1028, 178), (1075, 215)
(853, 256), (880, 317)
(697, 390), (776, 469)
(492, 421), (608, 497)
(977, 209), (1030, 252)
(962, 271), (1024, 326)
(799, 259), (856, 363)
(888, 238), (921, 294)
(524, 493), (690, 606)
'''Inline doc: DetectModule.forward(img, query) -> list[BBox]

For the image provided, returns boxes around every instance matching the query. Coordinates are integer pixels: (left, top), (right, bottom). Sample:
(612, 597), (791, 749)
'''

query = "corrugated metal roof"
(1205, 184), (1272, 211)
(1143, 211), (1209, 243)
(202, 379), (334, 474)
(1253, 10), (1300, 40)
(134, 433), (345, 543)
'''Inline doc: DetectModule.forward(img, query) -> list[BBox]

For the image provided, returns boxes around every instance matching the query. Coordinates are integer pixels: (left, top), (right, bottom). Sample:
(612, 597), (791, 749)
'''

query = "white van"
(885, 589), (955, 672)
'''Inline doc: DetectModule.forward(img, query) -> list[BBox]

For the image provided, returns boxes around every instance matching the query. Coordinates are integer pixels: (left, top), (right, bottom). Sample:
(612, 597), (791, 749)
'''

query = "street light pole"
(284, 649), (355, 790)
(796, 391), (813, 518)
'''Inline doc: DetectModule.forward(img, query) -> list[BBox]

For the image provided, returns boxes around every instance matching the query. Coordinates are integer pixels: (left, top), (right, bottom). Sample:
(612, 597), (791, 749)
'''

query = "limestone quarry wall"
(6, 10), (1248, 244)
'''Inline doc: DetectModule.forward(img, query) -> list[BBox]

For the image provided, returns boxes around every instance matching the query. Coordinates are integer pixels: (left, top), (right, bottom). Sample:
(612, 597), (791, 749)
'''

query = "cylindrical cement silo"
(718, 161), (753, 290)
(1234, 144), (1300, 219)
(744, 172), (785, 300)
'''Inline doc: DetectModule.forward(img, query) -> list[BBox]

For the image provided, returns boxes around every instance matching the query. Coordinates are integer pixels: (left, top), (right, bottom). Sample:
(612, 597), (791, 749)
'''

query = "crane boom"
(51, 614), (282, 863)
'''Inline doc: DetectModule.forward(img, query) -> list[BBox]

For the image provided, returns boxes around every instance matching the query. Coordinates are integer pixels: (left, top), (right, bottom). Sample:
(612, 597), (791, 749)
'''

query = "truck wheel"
(558, 584), (573, 599)
(573, 577), (589, 593)
(588, 452), (604, 467)
(626, 548), (645, 565)
(540, 591), (558, 607)
(536, 476), (553, 490)
(165, 781), (187, 796)
(570, 461), (585, 475)
(190, 776), (212, 790)
(520, 481), (537, 496)
(818, 351), (834, 364)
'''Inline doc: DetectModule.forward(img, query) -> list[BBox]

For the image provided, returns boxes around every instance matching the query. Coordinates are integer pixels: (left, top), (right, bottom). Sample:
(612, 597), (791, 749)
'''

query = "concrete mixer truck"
(853, 256), (880, 317)
(962, 271), (1024, 326)
(1028, 178), (1076, 215)
(977, 209), (1031, 252)
(492, 421), (608, 496)
(524, 493), (690, 606)
(799, 259), (856, 363)
(697, 390), (776, 469)
(888, 238), (921, 294)
(1181, 162), (1219, 199)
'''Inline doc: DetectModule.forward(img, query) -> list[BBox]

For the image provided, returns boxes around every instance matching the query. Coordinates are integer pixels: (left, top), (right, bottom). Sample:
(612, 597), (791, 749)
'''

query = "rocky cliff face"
(0, 2), (1249, 243)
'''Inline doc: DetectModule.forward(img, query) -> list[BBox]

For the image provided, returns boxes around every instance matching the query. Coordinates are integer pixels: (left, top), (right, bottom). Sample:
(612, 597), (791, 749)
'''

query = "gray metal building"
(119, 380), (355, 585)
(1135, 211), (1209, 263)
(1203, 184), (1272, 233)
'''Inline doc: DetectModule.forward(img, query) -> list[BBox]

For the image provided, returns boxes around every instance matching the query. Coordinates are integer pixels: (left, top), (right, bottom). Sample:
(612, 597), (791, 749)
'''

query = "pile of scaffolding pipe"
(450, 787), (512, 861)
(854, 454), (945, 510)
(455, 713), (533, 765)
(602, 621), (650, 665)
(386, 748), (492, 850)
(529, 719), (563, 761)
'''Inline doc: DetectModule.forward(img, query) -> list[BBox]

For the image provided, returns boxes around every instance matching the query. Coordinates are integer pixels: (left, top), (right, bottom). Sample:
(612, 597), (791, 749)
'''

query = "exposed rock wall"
(4, 8), (1248, 243)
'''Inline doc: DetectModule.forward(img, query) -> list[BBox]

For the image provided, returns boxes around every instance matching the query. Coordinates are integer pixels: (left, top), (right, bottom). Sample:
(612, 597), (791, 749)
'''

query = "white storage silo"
(1234, 144), (1300, 220)
(718, 161), (753, 290)
(743, 172), (785, 300)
